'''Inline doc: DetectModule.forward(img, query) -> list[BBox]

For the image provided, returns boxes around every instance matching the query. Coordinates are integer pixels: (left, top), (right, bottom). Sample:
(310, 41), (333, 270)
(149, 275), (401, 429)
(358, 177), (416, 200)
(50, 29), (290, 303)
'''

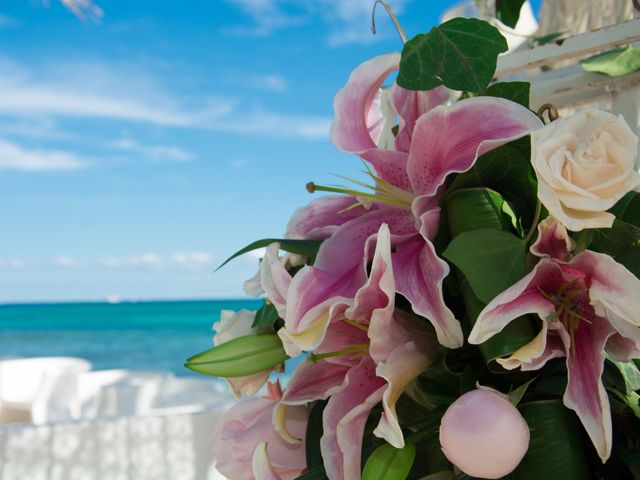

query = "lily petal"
(497, 324), (565, 371)
(406, 97), (543, 197)
(530, 217), (576, 261)
(252, 443), (282, 480)
(282, 359), (350, 405)
(374, 340), (435, 448)
(562, 316), (616, 462)
(392, 236), (463, 348)
(286, 195), (372, 240)
(321, 357), (385, 480)
(330, 53), (400, 153)
(261, 243), (292, 318)
(469, 260), (558, 345)
(392, 85), (449, 153)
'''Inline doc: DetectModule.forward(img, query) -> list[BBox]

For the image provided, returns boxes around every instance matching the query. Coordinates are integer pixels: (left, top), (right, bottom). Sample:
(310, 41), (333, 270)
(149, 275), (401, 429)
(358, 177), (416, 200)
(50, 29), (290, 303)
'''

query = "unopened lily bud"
(439, 388), (530, 479)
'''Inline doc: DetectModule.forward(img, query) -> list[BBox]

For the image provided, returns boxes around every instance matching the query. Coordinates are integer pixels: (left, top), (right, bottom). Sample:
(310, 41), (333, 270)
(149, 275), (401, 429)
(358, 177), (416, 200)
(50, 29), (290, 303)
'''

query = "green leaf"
(590, 220), (640, 278)
(581, 45), (640, 77)
(446, 188), (517, 237)
(508, 378), (536, 406)
(185, 333), (287, 377)
(362, 443), (416, 480)
(610, 359), (640, 418)
(515, 400), (591, 480)
(397, 18), (508, 93)
(305, 401), (327, 470)
(484, 81), (530, 108)
(252, 301), (280, 329)
(216, 238), (323, 271)
(443, 229), (526, 303)
(609, 191), (640, 228)
(448, 143), (537, 230)
(496, 0), (525, 28)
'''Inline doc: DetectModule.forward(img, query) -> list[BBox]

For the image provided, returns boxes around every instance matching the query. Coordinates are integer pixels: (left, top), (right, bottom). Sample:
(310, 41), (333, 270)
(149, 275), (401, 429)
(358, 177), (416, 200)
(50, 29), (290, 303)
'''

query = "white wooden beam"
(496, 18), (640, 77)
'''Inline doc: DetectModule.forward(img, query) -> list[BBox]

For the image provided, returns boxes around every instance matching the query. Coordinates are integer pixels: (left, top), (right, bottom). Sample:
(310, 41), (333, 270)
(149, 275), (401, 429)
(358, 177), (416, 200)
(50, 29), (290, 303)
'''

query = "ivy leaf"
(581, 45), (640, 77)
(443, 229), (526, 303)
(216, 238), (322, 271)
(484, 81), (530, 108)
(398, 18), (508, 93)
(496, 0), (525, 29)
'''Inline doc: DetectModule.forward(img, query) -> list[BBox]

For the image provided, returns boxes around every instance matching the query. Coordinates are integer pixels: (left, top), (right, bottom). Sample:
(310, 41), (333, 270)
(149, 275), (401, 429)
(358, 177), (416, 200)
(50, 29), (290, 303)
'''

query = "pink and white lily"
(212, 381), (308, 480)
(284, 53), (543, 351)
(283, 225), (441, 480)
(468, 217), (640, 462)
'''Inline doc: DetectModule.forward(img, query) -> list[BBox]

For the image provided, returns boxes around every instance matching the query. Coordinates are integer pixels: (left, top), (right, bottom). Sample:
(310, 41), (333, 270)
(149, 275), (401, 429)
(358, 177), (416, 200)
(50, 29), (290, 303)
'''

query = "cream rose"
(531, 108), (639, 231)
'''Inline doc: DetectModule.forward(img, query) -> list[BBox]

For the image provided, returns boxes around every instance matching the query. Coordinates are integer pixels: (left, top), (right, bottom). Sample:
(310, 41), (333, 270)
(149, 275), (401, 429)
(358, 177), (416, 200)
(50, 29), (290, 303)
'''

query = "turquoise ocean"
(0, 299), (262, 376)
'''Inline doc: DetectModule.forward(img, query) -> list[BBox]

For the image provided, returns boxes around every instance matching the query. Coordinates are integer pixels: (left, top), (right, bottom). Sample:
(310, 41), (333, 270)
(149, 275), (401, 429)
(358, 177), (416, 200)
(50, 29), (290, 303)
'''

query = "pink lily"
(212, 381), (308, 480)
(283, 225), (441, 480)
(468, 217), (640, 462)
(284, 53), (543, 350)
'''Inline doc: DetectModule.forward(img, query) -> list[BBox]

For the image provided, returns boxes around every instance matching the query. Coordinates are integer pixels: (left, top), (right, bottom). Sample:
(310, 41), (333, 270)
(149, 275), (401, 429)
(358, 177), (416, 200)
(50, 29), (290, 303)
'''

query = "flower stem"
(523, 200), (542, 245)
(573, 230), (593, 254)
(371, 1), (407, 44)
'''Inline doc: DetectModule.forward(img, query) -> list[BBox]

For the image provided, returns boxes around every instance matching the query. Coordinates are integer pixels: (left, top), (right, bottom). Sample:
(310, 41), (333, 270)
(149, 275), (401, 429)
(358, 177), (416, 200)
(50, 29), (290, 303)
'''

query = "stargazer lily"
(469, 217), (640, 462)
(282, 225), (441, 480)
(283, 53), (543, 351)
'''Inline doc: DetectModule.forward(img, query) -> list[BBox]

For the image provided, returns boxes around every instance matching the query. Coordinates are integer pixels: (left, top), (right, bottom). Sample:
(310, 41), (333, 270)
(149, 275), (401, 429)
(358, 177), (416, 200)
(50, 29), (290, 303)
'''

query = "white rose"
(213, 309), (271, 398)
(531, 108), (640, 231)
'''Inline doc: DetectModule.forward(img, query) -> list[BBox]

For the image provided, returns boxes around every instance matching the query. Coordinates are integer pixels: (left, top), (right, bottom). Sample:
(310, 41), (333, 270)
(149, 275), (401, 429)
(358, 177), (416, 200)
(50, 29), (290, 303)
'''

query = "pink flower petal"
(497, 323), (565, 371)
(530, 217), (576, 260)
(282, 359), (350, 405)
(562, 316), (616, 462)
(261, 243), (292, 318)
(469, 260), (559, 345)
(286, 195), (372, 240)
(252, 443), (282, 480)
(392, 236), (463, 348)
(321, 357), (385, 480)
(392, 85), (449, 153)
(606, 333), (640, 362)
(330, 53), (400, 154)
(406, 97), (543, 197)
(360, 149), (411, 191)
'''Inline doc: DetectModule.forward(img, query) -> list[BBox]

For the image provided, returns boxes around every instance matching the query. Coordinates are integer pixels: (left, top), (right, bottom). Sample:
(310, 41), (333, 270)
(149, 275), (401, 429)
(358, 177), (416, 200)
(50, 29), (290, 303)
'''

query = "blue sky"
(0, 0), (540, 303)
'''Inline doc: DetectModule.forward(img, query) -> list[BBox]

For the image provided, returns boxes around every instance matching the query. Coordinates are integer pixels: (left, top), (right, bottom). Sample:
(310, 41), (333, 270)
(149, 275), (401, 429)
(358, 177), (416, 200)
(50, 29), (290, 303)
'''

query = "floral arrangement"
(186, 8), (640, 480)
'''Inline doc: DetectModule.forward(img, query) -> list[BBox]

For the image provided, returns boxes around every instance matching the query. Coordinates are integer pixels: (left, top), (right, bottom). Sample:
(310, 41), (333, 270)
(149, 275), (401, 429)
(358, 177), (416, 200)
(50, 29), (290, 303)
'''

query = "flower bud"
(439, 388), (529, 479)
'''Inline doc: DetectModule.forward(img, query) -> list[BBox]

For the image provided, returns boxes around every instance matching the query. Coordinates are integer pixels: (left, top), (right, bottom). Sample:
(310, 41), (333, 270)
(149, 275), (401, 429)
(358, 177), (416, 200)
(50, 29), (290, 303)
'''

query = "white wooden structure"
(495, 18), (640, 137)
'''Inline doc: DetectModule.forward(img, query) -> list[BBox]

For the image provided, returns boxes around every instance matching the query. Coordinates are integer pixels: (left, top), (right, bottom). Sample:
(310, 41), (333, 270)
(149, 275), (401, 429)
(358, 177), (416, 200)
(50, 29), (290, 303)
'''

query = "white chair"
(151, 376), (233, 412)
(76, 369), (171, 419)
(0, 356), (92, 425)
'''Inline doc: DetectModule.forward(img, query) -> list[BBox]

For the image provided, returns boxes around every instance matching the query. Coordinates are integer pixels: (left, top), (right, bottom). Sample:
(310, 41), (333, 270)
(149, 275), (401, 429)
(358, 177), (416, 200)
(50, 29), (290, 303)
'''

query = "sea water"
(0, 299), (262, 375)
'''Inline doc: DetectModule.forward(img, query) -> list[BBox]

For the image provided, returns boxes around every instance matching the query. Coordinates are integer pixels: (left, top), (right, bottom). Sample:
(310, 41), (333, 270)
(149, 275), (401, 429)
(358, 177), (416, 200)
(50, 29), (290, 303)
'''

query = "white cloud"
(97, 252), (214, 271)
(0, 258), (25, 269)
(223, 0), (411, 46)
(108, 138), (195, 163)
(53, 255), (80, 268)
(0, 139), (86, 171)
(0, 57), (329, 141)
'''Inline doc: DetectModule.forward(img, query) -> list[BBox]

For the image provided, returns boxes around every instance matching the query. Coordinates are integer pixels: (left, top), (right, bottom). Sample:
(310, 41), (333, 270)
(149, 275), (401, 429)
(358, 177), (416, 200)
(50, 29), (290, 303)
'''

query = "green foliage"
(305, 401), (327, 470)
(445, 188), (518, 237)
(508, 378), (536, 406)
(484, 81), (530, 108)
(216, 238), (322, 270)
(397, 18), (508, 93)
(496, 0), (525, 28)
(515, 401), (590, 480)
(443, 229), (526, 304)
(590, 219), (640, 278)
(294, 466), (328, 480)
(252, 301), (280, 329)
(362, 442), (415, 480)
(581, 45), (640, 77)
(448, 141), (537, 231)
(185, 333), (287, 377)
(610, 191), (640, 227)
(529, 32), (563, 47)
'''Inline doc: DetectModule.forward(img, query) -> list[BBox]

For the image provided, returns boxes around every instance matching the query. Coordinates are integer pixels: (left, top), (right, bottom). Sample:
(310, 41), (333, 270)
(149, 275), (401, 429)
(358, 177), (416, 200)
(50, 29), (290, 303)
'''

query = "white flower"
(531, 108), (639, 231)
(213, 309), (271, 399)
